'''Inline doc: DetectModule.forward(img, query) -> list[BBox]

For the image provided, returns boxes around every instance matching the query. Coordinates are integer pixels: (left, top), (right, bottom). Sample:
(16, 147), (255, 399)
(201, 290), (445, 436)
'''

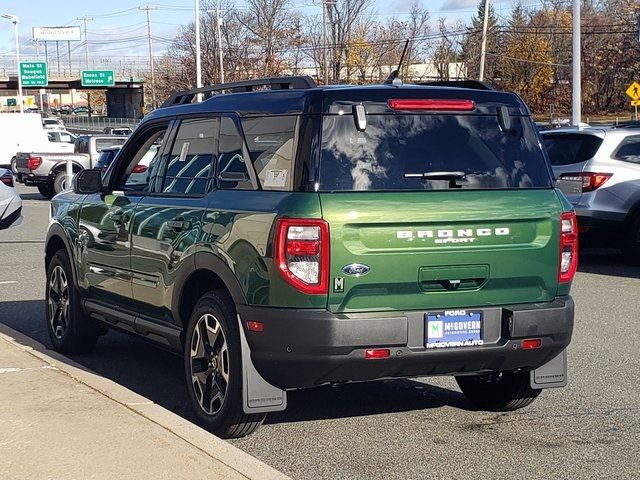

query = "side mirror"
(73, 169), (103, 195)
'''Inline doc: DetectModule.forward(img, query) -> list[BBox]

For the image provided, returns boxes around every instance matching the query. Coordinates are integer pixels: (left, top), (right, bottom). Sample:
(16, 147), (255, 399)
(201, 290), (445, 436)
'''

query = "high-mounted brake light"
(559, 172), (612, 193)
(27, 156), (42, 171)
(388, 99), (475, 112)
(559, 212), (578, 283)
(275, 218), (329, 294)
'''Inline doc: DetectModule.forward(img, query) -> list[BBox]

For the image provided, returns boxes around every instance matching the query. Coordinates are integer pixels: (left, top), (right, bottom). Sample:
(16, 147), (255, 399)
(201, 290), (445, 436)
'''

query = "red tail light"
(365, 348), (390, 359)
(0, 173), (13, 187)
(559, 172), (612, 192)
(388, 99), (475, 112)
(132, 164), (148, 174)
(521, 338), (542, 350)
(275, 218), (329, 294)
(27, 156), (43, 171)
(559, 212), (578, 283)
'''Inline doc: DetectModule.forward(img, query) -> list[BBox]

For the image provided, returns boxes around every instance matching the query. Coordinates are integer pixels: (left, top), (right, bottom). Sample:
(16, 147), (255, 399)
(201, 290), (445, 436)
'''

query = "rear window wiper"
(404, 171), (466, 188)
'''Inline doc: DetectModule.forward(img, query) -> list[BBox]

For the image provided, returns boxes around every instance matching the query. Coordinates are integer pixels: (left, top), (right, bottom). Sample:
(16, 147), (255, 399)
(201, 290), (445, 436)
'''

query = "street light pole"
(478, 0), (490, 82)
(140, 4), (157, 109)
(572, 0), (581, 126)
(216, 1), (224, 84)
(2, 14), (23, 113)
(195, 0), (203, 101)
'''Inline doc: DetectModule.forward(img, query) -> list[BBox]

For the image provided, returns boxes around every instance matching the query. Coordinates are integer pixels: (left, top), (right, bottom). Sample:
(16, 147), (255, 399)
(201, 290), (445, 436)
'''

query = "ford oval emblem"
(342, 263), (370, 277)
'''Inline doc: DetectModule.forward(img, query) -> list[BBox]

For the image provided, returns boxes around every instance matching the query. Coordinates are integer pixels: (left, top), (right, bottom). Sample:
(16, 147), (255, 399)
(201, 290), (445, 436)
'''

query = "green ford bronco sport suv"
(45, 76), (576, 438)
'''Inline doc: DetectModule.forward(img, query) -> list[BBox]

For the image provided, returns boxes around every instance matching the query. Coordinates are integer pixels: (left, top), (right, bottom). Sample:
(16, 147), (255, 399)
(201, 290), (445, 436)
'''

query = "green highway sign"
(20, 62), (48, 87)
(7, 98), (17, 107)
(81, 70), (115, 87)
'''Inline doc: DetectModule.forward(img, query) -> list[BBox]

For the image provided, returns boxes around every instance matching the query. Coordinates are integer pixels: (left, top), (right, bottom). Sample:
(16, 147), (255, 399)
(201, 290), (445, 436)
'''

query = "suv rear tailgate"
(321, 189), (563, 313)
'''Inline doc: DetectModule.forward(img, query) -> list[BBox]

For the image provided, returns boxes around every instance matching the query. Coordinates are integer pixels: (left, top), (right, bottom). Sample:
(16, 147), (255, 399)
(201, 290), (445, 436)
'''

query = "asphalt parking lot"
(1, 184), (639, 480)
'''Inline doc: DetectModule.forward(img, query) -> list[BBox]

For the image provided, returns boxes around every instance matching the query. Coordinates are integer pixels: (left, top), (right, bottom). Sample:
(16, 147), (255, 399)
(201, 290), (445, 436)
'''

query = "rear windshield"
(96, 138), (126, 152)
(320, 114), (552, 191)
(542, 133), (603, 166)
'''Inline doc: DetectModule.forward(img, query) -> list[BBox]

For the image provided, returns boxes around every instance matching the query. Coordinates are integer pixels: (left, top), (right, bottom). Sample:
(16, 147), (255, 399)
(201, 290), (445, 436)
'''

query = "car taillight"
(559, 211), (578, 283)
(132, 164), (147, 174)
(0, 174), (13, 187)
(388, 99), (475, 111)
(559, 172), (612, 192)
(275, 218), (329, 294)
(27, 156), (42, 171)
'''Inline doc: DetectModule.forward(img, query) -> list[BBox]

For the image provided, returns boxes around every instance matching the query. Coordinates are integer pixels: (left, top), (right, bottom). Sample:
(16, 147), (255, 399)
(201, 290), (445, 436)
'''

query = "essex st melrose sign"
(19, 62), (48, 87)
(81, 70), (115, 87)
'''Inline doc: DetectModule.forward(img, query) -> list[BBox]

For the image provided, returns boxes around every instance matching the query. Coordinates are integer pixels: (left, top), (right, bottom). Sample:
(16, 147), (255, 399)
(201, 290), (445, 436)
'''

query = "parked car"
(72, 107), (89, 115)
(45, 76), (575, 439)
(43, 117), (65, 131)
(0, 168), (22, 230)
(102, 127), (133, 136)
(14, 134), (127, 198)
(94, 146), (122, 173)
(542, 125), (640, 262)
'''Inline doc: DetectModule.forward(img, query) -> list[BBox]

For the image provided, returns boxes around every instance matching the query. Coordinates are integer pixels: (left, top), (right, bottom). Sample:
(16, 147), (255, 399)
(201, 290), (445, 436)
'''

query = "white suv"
(542, 126), (640, 262)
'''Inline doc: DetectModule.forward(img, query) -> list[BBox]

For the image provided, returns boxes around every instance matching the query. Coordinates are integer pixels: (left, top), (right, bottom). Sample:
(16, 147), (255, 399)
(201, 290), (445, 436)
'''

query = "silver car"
(541, 126), (640, 262)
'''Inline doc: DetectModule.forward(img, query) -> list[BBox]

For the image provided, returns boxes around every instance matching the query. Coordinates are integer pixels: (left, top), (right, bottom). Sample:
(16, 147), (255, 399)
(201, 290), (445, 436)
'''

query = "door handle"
(167, 217), (191, 232)
(110, 209), (129, 224)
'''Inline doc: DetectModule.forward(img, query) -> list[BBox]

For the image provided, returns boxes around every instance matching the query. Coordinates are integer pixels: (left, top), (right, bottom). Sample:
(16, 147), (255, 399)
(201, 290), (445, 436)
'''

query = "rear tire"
(10, 157), (17, 174)
(38, 184), (56, 199)
(52, 171), (69, 195)
(456, 371), (541, 411)
(622, 214), (640, 265)
(183, 290), (266, 438)
(46, 250), (101, 354)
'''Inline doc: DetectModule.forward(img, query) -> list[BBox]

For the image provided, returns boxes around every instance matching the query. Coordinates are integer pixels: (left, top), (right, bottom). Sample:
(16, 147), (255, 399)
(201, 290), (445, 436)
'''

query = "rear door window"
(320, 114), (552, 191)
(542, 133), (603, 166)
(217, 117), (255, 190)
(161, 118), (218, 195)
(241, 116), (297, 190)
(613, 135), (640, 163)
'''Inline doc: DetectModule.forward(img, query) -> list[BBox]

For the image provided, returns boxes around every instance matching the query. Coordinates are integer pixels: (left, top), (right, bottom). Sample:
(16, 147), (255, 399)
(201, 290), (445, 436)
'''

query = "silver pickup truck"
(15, 134), (127, 198)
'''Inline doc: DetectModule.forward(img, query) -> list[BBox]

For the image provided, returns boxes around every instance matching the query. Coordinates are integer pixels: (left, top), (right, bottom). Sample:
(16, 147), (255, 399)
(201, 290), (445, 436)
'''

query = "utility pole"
(216, 1), (224, 84)
(322, 0), (327, 84)
(77, 16), (93, 69)
(478, 0), (490, 82)
(195, 0), (202, 101)
(572, 0), (581, 126)
(140, 4), (157, 109)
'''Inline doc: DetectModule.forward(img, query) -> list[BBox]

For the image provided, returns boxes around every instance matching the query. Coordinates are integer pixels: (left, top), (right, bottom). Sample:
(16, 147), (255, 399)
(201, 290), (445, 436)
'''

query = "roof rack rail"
(161, 75), (317, 108)
(416, 80), (494, 91)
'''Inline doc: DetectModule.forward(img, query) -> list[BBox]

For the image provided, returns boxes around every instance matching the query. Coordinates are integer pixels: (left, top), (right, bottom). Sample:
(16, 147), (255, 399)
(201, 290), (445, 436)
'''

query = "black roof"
(145, 78), (529, 122)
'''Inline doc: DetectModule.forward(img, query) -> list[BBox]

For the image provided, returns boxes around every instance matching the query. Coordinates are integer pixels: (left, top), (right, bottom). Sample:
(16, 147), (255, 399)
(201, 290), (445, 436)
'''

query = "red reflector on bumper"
(365, 348), (390, 359)
(521, 338), (542, 350)
(246, 321), (264, 332)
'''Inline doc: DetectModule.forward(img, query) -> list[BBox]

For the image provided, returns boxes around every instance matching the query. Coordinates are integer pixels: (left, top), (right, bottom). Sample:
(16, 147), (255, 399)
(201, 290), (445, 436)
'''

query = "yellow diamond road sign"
(626, 82), (640, 101)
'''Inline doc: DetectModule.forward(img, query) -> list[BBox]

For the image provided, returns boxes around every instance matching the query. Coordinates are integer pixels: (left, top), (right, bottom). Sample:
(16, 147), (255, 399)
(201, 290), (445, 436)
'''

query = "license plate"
(425, 310), (483, 348)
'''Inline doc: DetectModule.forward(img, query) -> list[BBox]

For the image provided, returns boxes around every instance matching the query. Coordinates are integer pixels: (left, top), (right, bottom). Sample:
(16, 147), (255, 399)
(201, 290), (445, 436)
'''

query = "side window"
(161, 118), (218, 195)
(217, 117), (254, 190)
(242, 116), (298, 191)
(613, 136), (640, 163)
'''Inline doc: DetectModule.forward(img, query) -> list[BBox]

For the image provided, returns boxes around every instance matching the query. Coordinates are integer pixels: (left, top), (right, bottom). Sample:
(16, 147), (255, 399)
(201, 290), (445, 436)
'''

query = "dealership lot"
(1, 184), (639, 480)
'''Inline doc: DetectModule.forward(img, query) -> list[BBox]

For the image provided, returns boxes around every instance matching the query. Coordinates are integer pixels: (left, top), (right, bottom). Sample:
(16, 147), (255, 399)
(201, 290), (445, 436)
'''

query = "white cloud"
(440, 0), (478, 10)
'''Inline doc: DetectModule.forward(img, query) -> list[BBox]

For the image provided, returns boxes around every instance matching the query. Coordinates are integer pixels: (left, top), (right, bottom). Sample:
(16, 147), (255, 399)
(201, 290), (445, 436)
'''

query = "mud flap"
(237, 315), (287, 414)
(530, 348), (567, 389)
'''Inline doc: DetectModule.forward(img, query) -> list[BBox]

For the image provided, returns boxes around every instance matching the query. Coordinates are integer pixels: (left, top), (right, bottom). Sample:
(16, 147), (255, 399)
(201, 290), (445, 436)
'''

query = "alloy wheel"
(48, 265), (69, 340)
(189, 313), (229, 415)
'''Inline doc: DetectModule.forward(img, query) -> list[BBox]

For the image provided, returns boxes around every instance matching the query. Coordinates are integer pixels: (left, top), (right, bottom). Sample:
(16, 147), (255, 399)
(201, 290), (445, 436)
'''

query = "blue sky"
(0, 0), (535, 59)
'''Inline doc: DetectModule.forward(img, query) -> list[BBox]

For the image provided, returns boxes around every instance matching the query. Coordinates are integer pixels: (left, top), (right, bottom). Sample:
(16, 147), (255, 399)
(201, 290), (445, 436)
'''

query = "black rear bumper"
(15, 172), (49, 186)
(238, 297), (574, 389)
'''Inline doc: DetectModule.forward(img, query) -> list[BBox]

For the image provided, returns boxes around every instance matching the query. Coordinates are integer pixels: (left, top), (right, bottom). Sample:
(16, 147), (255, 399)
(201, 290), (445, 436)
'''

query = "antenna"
(384, 39), (411, 85)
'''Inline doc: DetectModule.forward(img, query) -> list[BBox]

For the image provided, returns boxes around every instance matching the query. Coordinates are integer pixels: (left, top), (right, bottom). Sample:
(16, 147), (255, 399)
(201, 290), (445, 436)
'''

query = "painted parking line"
(0, 281), (18, 285)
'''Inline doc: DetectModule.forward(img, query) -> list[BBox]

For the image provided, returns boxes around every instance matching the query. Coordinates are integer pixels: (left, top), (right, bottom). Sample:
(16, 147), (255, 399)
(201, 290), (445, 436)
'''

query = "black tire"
(45, 250), (101, 354)
(184, 290), (266, 439)
(10, 157), (17, 174)
(456, 371), (541, 411)
(52, 171), (70, 195)
(622, 214), (640, 265)
(38, 184), (56, 199)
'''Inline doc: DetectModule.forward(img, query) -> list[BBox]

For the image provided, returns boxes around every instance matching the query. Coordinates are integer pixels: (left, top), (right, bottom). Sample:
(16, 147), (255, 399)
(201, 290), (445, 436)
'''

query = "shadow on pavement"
(0, 299), (473, 429)
(578, 248), (640, 279)
(19, 192), (49, 201)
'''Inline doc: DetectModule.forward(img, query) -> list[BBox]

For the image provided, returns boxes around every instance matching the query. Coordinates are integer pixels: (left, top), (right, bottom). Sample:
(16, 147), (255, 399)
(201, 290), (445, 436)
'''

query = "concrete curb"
(0, 323), (290, 480)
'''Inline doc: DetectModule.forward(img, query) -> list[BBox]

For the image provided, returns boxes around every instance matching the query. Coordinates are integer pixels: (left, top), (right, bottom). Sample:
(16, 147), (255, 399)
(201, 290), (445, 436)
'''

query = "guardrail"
(60, 115), (140, 133)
